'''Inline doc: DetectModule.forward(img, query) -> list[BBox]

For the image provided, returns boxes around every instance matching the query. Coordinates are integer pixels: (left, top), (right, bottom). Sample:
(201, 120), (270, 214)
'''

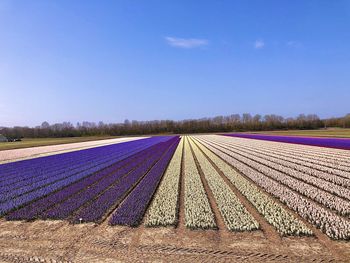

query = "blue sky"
(0, 0), (349, 127)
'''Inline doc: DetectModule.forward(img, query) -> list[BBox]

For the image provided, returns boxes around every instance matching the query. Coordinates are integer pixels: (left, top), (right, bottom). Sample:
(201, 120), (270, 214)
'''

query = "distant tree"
(3, 113), (350, 138)
(242, 113), (252, 124)
(342, 114), (350, 128)
(41, 121), (50, 129)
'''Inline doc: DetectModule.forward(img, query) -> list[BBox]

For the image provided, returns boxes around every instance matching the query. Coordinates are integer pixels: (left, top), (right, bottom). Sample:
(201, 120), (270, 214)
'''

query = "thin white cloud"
(254, 40), (265, 49)
(165, 37), (208, 49)
(287, 41), (302, 48)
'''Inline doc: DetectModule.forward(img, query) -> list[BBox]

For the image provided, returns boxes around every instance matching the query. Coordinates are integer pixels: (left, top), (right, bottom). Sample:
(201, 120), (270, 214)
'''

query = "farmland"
(0, 137), (147, 164)
(0, 135), (350, 262)
(224, 133), (350, 150)
(0, 136), (129, 151)
(247, 128), (350, 138)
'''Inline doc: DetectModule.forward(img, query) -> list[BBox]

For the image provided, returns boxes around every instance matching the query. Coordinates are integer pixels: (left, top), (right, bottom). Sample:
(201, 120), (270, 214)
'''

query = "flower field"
(224, 133), (350, 150)
(0, 137), (146, 164)
(1, 134), (350, 241)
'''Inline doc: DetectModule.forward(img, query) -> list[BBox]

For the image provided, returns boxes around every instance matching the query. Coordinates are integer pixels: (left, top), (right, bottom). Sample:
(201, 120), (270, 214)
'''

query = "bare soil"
(0, 219), (349, 263)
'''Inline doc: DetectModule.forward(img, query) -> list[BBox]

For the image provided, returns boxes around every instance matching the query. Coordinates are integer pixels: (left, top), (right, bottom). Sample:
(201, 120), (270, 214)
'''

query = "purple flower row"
(0, 140), (157, 203)
(0, 139), (157, 199)
(109, 137), (180, 226)
(0, 137), (166, 184)
(223, 134), (350, 150)
(5, 140), (166, 220)
(0, 140), (138, 176)
(0, 137), (171, 216)
(70, 137), (180, 224)
(0, 143), (140, 187)
(41, 140), (171, 220)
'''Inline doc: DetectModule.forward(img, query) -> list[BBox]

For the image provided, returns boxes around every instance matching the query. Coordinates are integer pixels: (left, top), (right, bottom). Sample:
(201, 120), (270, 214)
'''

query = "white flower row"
(189, 137), (259, 231)
(229, 137), (350, 175)
(192, 136), (312, 236)
(202, 137), (350, 216)
(242, 135), (350, 158)
(220, 139), (350, 187)
(213, 139), (350, 200)
(264, 144), (350, 171)
(197, 135), (350, 240)
(183, 137), (216, 229)
(144, 137), (184, 227)
(234, 137), (350, 167)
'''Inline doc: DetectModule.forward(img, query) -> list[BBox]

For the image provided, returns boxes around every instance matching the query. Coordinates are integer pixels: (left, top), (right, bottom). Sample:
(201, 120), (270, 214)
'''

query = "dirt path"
(0, 219), (345, 263)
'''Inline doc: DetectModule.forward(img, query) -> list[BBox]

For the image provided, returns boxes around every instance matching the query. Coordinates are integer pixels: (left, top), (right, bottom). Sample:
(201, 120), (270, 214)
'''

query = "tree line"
(1, 113), (350, 139)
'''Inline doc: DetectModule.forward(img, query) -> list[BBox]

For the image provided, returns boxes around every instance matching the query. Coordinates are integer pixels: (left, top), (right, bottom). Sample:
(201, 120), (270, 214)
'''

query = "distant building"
(0, 134), (8, 142)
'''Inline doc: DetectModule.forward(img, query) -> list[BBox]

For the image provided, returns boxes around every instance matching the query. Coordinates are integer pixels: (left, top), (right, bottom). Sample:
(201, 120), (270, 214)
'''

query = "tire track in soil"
(0, 250), (338, 263)
(89, 238), (339, 263)
(0, 229), (341, 263)
(196, 136), (347, 261)
(191, 137), (281, 243)
(87, 230), (129, 259)
(59, 225), (95, 262)
(0, 252), (64, 263)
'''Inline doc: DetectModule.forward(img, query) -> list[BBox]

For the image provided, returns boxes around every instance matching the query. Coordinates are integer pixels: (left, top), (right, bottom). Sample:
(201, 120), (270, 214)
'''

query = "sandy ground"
(0, 137), (147, 164)
(0, 219), (349, 263)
